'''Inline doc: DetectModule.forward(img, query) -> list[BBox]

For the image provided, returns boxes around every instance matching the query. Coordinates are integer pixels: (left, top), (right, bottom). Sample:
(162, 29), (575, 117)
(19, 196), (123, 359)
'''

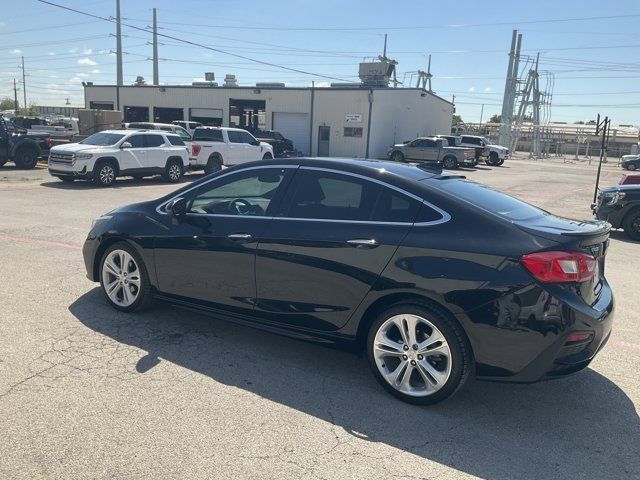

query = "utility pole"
(116, 0), (123, 87)
(152, 7), (159, 85)
(532, 52), (541, 157)
(479, 103), (484, 125)
(13, 78), (19, 115)
(21, 56), (26, 111)
(498, 30), (517, 146)
(593, 115), (611, 203)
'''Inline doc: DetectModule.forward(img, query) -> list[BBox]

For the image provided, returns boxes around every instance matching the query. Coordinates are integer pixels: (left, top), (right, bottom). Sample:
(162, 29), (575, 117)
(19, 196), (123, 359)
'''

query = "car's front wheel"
(99, 242), (153, 312)
(623, 208), (640, 241)
(93, 160), (117, 187)
(367, 302), (471, 405)
(163, 158), (183, 183)
(486, 152), (499, 166)
(628, 163), (637, 171)
(391, 151), (405, 162)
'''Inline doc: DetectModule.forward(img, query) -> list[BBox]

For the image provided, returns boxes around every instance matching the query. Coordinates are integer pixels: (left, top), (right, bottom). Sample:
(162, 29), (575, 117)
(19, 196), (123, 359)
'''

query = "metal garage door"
(273, 112), (309, 155)
(191, 108), (223, 118)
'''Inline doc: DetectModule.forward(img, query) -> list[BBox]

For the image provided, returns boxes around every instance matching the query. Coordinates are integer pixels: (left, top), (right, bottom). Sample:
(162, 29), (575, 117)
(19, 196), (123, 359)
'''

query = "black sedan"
(83, 158), (614, 405)
(621, 155), (640, 171)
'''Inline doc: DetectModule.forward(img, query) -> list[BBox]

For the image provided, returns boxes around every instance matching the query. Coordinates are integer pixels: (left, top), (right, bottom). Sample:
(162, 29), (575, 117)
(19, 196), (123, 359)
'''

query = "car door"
(153, 166), (295, 315)
(226, 130), (247, 164)
(254, 167), (421, 331)
(119, 134), (147, 171)
(241, 131), (262, 161)
(141, 133), (166, 170)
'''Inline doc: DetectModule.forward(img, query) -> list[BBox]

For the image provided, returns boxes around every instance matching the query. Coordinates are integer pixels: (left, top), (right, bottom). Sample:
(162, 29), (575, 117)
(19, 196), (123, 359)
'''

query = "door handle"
(227, 233), (253, 241)
(346, 239), (379, 248)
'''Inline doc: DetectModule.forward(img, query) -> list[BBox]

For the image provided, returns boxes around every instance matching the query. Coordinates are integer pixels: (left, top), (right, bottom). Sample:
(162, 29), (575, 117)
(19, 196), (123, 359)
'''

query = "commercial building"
(83, 83), (453, 158)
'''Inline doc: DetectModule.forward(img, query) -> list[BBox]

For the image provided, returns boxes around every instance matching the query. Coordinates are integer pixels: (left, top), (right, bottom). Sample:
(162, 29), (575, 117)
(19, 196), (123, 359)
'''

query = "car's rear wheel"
(628, 163), (637, 171)
(262, 153), (273, 160)
(367, 302), (471, 405)
(163, 158), (183, 183)
(205, 155), (222, 175)
(497, 158), (505, 166)
(93, 160), (117, 187)
(623, 208), (640, 240)
(99, 242), (153, 312)
(392, 151), (405, 163)
(442, 156), (458, 169)
(486, 152), (499, 166)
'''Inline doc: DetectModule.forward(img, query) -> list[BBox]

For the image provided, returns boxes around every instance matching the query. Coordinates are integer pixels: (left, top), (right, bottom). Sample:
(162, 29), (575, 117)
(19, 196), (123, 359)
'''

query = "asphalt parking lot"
(1, 156), (638, 480)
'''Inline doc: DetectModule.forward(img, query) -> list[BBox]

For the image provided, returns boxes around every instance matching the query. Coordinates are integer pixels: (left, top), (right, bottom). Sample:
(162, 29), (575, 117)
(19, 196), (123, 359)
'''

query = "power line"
(36, 0), (357, 84)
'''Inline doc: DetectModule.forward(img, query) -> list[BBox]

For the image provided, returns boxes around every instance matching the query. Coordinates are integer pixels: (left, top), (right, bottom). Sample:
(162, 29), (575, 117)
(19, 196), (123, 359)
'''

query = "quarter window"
(193, 128), (223, 142)
(188, 168), (287, 216)
(372, 188), (421, 223)
(167, 135), (185, 146)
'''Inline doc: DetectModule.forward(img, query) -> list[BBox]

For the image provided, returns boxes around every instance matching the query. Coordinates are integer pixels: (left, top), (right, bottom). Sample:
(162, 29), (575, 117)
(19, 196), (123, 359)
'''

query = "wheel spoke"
(121, 284), (133, 305)
(404, 315), (420, 347)
(386, 360), (408, 386)
(104, 258), (120, 277)
(418, 359), (448, 387)
(418, 329), (447, 354)
(106, 279), (121, 301)
(374, 333), (405, 356)
(398, 364), (414, 392)
(391, 317), (410, 346)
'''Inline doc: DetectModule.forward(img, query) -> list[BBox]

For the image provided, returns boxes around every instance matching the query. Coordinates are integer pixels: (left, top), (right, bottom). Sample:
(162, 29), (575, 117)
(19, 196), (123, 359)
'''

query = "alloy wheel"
(99, 165), (115, 185)
(373, 314), (452, 397)
(101, 249), (141, 307)
(168, 163), (181, 181)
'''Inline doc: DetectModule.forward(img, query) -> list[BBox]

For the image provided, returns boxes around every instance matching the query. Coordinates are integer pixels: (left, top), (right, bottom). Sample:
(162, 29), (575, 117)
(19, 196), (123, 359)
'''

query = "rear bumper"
(467, 282), (614, 383)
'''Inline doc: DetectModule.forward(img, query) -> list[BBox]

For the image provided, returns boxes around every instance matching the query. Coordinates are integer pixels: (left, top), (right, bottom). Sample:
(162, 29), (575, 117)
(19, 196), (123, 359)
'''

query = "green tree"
(586, 120), (597, 125)
(489, 114), (501, 123)
(0, 97), (16, 111)
(575, 120), (585, 124)
(20, 103), (39, 116)
(452, 114), (463, 124)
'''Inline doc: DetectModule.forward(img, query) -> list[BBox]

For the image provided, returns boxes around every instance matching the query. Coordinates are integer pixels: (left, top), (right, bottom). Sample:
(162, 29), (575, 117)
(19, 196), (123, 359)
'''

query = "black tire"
(262, 153), (273, 160)
(163, 158), (183, 183)
(366, 301), (472, 405)
(14, 146), (39, 169)
(57, 176), (75, 183)
(99, 242), (154, 312)
(628, 164), (637, 171)
(442, 156), (458, 169)
(486, 152), (499, 166)
(391, 151), (405, 163)
(623, 208), (640, 241)
(92, 160), (117, 187)
(204, 155), (222, 175)
(0, 159), (7, 167)
(497, 158), (505, 166)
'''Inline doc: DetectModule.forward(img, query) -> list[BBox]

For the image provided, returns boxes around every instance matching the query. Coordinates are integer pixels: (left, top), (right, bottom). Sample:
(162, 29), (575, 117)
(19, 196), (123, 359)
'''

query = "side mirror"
(251, 140), (260, 146)
(166, 197), (187, 222)
(120, 141), (132, 149)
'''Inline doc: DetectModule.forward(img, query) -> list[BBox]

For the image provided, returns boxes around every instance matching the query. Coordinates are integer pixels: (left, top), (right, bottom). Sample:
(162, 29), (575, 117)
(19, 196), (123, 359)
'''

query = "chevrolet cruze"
(83, 158), (614, 404)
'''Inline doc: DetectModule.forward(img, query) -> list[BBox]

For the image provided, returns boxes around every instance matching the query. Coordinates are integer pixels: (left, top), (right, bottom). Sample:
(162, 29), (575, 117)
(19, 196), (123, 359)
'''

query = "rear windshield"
(429, 179), (545, 221)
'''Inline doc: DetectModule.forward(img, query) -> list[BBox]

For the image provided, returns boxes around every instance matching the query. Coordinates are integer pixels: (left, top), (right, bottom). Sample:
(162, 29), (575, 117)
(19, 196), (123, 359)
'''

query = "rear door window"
(127, 135), (145, 148)
(193, 129), (223, 142)
(228, 131), (246, 144)
(144, 134), (165, 147)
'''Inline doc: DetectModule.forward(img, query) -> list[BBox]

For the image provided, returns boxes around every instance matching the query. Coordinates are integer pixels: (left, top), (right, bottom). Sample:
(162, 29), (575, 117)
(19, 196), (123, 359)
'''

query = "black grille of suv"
(48, 152), (74, 164)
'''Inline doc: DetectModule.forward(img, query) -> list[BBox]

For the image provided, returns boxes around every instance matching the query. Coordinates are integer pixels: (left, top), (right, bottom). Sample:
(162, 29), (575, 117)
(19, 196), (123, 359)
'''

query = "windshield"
(429, 179), (545, 221)
(80, 132), (125, 146)
(482, 137), (493, 145)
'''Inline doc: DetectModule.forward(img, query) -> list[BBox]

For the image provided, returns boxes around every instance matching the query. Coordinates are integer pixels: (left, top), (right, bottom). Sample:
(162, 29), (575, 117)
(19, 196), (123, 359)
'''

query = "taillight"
(521, 251), (597, 283)
(44, 136), (52, 148)
(192, 144), (201, 156)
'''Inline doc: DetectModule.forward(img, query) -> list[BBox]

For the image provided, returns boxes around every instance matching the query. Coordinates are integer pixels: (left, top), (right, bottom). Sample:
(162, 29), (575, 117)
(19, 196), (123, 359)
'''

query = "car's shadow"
(609, 229), (638, 244)
(40, 173), (205, 190)
(69, 290), (639, 479)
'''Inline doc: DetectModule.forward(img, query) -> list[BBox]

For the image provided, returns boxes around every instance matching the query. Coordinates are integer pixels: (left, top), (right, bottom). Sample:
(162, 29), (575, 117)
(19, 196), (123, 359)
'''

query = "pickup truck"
(189, 127), (274, 174)
(459, 135), (509, 166)
(387, 137), (475, 169)
(0, 115), (50, 169)
(593, 184), (640, 240)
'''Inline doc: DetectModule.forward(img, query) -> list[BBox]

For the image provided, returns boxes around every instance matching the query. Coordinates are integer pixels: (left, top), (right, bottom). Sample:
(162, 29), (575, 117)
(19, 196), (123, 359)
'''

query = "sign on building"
(345, 114), (362, 123)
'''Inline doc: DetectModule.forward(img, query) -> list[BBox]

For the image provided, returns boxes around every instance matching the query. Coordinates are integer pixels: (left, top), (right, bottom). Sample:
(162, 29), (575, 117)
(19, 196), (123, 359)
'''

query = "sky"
(1, 0), (639, 125)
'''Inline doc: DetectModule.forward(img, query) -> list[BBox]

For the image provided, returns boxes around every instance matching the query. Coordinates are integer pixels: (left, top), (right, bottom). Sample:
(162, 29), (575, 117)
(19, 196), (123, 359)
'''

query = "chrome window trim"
(156, 164), (451, 226)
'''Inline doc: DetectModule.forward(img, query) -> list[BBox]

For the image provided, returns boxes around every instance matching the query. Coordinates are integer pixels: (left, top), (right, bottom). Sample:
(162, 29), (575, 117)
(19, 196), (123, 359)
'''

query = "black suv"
(593, 185), (640, 240)
(0, 115), (49, 169)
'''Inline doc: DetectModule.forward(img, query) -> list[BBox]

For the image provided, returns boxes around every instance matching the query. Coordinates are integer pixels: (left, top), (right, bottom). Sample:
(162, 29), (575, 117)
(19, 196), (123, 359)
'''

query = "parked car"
(434, 135), (477, 167)
(593, 184), (640, 240)
(0, 115), (50, 169)
(83, 157), (614, 405)
(387, 136), (475, 169)
(459, 135), (509, 166)
(189, 126), (274, 174)
(619, 173), (640, 185)
(47, 130), (189, 186)
(124, 122), (192, 142)
(620, 154), (640, 171)
(172, 120), (203, 135)
(250, 129), (294, 157)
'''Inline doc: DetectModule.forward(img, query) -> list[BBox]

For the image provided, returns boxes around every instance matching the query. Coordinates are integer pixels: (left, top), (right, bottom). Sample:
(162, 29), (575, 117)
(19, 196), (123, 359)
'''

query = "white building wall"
(368, 89), (453, 158)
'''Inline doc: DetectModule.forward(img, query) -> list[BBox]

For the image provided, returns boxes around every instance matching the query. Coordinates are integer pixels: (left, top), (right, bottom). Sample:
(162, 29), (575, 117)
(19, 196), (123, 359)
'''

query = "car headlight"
(91, 214), (112, 229)
(75, 153), (93, 160)
(604, 192), (626, 205)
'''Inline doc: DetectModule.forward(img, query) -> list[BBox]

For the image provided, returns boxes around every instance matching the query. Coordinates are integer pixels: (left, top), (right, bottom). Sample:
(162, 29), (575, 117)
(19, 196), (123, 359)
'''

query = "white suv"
(47, 130), (190, 186)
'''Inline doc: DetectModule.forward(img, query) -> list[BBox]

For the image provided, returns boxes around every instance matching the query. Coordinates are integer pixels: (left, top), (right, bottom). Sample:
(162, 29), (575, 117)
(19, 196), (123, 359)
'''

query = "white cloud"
(89, 69), (101, 74)
(484, 87), (492, 92)
(9, 48), (22, 55)
(69, 76), (83, 84)
(68, 48), (78, 54)
(83, 48), (93, 55)
(48, 52), (56, 56)
(468, 86), (475, 92)
(77, 57), (97, 66)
